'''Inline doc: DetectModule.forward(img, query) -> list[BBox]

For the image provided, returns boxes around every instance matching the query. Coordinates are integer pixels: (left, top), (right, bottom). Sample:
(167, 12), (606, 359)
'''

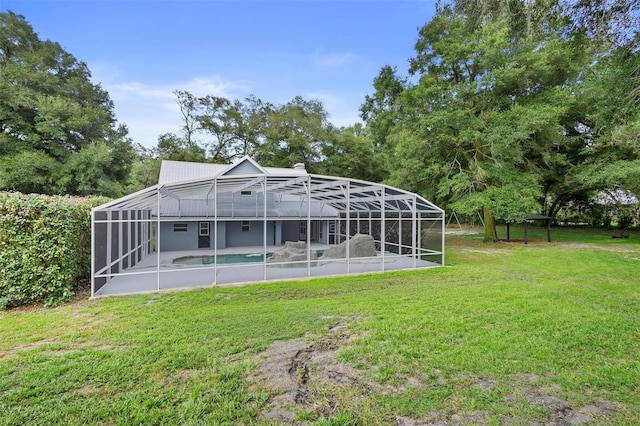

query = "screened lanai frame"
(91, 172), (445, 297)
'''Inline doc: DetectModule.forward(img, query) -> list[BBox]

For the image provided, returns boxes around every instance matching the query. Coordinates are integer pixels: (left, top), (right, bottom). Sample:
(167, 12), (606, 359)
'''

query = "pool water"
(173, 250), (324, 266)
(173, 253), (272, 265)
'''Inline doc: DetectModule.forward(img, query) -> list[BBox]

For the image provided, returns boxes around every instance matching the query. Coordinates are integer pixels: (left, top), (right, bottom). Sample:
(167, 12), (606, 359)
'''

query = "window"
(199, 222), (209, 236)
(241, 221), (250, 232)
(241, 190), (252, 196)
(299, 220), (307, 236)
(173, 223), (188, 232)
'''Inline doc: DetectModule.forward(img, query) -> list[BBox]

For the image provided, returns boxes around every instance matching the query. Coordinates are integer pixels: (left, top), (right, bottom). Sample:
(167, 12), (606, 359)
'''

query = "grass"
(1, 227), (639, 425)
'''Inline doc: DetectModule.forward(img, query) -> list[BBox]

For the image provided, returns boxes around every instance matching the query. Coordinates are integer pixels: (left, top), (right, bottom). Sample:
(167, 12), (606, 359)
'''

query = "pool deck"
(93, 245), (441, 297)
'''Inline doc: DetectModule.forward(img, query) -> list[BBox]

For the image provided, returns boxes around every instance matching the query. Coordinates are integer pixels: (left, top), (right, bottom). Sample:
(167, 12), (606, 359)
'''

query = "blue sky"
(1, 0), (436, 148)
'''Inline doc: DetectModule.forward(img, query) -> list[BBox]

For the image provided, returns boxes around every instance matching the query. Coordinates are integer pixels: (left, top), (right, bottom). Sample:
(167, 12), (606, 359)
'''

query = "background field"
(1, 227), (639, 425)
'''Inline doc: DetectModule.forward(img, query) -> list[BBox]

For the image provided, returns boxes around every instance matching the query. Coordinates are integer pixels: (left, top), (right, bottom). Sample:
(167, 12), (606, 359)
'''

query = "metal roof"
(158, 156), (307, 185)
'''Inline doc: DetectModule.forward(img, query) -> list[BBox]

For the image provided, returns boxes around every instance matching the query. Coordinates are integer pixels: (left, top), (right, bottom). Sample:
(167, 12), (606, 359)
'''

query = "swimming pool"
(173, 253), (272, 265)
(173, 250), (325, 266)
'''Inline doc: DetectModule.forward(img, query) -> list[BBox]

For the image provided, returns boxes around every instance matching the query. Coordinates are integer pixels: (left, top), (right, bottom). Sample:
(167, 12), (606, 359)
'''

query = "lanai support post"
(213, 178), (218, 285)
(264, 177), (268, 280)
(412, 195), (417, 268)
(91, 210), (95, 297)
(307, 176), (312, 277)
(106, 211), (111, 288)
(156, 188), (161, 291)
(381, 188), (386, 272)
(346, 181), (350, 274)
(418, 211), (422, 263)
(524, 220), (528, 245)
(441, 210), (445, 265)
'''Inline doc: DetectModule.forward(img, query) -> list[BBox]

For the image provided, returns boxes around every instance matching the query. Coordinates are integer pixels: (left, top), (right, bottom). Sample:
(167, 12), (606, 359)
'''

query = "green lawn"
(1, 228), (639, 425)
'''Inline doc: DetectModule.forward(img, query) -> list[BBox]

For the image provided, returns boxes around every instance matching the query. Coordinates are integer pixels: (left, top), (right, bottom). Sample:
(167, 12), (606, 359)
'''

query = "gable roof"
(220, 156), (266, 176)
(158, 156), (307, 185)
(158, 160), (227, 185)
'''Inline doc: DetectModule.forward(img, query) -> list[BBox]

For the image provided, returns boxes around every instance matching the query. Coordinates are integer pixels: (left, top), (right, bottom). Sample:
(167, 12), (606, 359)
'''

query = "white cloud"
(313, 50), (356, 67)
(305, 91), (362, 128)
(92, 74), (251, 148)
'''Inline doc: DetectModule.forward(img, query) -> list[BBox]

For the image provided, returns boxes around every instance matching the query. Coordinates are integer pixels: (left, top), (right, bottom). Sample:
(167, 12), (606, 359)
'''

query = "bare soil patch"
(0, 338), (56, 359)
(395, 373), (618, 425)
(254, 316), (427, 423)
(557, 242), (640, 253)
(256, 317), (361, 422)
(0, 340), (126, 360)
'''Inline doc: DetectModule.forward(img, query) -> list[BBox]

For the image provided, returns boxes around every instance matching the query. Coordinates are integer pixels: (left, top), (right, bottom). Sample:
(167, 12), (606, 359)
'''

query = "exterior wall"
(216, 222), (226, 249)
(225, 220), (275, 247)
(223, 160), (261, 175)
(281, 220), (331, 244)
(160, 221), (227, 251)
(275, 221), (282, 246)
(159, 219), (334, 251)
(160, 221), (198, 251)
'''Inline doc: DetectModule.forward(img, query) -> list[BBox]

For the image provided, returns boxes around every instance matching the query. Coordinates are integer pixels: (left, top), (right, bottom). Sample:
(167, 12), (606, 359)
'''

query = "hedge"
(0, 192), (109, 309)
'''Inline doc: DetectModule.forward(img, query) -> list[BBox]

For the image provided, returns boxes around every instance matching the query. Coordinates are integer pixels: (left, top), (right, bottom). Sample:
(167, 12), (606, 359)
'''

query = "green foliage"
(0, 151), (62, 194)
(0, 192), (108, 309)
(362, 0), (640, 237)
(257, 96), (331, 171)
(0, 11), (135, 196)
(59, 141), (133, 197)
(142, 91), (385, 183)
(318, 124), (386, 183)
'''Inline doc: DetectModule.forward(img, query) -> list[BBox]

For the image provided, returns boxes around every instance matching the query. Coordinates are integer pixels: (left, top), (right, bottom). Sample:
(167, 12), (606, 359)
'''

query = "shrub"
(0, 192), (108, 309)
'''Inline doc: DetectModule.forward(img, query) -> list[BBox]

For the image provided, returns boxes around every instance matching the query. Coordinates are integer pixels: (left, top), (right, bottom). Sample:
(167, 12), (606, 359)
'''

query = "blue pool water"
(173, 250), (324, 266)
(173, 253), (271, 265)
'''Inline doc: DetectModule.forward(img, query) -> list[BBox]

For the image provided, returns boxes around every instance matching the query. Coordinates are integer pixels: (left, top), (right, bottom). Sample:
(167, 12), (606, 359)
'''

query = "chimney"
(293, 163), (305, 171)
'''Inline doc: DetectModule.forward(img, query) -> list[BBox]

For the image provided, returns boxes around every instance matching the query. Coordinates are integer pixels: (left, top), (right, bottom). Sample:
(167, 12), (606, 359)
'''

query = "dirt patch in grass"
(503, 373), (617, 425)
(558, 242), (640, 253)
(518, 390), (617, 425)
(255, 317), (359, 422)
(0, 338), (57, 359)
(254, 316), (427, 422)
(0, 340), (126, 360)
(397, 410), (491, 425)
(255, 319), (625, 425)
(396, 373), (618, 425)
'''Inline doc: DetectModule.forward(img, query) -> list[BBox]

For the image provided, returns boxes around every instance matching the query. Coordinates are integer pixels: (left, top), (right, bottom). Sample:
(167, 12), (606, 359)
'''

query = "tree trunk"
(483, 206), (498, 243)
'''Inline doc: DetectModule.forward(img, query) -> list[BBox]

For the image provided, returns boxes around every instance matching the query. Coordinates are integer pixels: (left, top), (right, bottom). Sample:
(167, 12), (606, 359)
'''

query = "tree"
(318, 124), (385, 182)
(256, 96), (331, 172)
(169, 92), (271, 164)
(0, 11), (134, 196)
(363, 1), (593, 241)
(156, 132), (206, 162)
(359, 65), (407, 179)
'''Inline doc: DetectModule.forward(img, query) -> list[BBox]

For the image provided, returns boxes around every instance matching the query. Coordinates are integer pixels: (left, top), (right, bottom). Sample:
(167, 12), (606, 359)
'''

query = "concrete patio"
(93, 245), (441, 297)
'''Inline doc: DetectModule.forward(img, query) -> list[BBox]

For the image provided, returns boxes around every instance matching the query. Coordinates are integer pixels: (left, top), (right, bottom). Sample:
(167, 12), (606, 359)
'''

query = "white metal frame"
(90, 170), (445, 297)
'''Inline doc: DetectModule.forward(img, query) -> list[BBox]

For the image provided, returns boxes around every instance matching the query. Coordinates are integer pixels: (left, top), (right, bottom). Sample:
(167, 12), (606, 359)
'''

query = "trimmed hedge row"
(0, 192), (108, 309)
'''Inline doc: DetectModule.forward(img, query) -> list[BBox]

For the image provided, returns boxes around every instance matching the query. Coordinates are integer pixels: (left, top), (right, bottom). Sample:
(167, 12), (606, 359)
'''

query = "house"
(90, 156), (445, 297)
(156, 157), (338, 251)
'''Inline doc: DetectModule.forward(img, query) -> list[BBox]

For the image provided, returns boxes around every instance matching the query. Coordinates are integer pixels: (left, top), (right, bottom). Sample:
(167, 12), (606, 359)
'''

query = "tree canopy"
(134, 91), (382, 185)
(360, 0), (640, 241)
(0, 11), (135, 197)
(6, 1), (638, 236)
